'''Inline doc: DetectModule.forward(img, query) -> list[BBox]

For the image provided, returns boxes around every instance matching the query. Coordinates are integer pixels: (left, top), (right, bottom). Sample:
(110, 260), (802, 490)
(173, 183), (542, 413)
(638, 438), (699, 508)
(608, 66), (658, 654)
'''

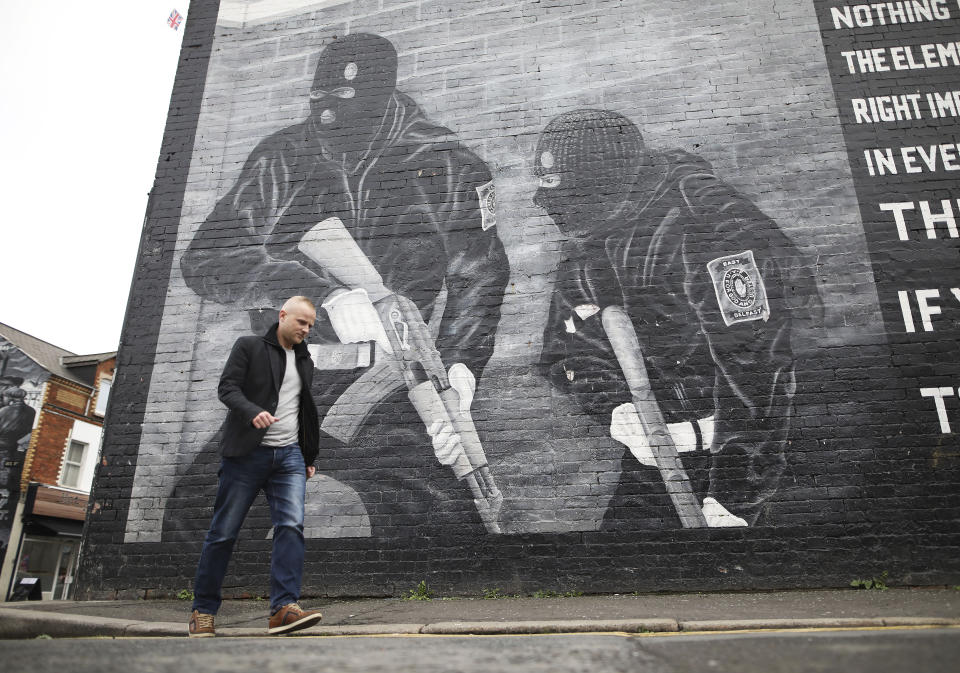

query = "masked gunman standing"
(188, 297), (323, 637)
(0, 385), (35, 455)
(0, 382), (35, 546)
(535, 109), (817, 528)
(181, 34), (509, 536)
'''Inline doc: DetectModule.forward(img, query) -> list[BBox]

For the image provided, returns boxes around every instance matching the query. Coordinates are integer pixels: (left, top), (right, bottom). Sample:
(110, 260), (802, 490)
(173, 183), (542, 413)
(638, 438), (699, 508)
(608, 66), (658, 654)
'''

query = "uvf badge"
(707, 250), (769, 326)
(476, 180), (497, 231)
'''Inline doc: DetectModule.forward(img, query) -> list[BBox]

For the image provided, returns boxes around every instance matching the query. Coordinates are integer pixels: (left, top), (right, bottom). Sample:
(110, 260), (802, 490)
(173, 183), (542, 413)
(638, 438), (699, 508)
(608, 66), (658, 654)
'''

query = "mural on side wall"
(0, 340), (46, 560)
(165, 30), (820, 538)
(534, 109), (820, 529)
(172, 32), (510, 537)
(118, 0), (883, 547)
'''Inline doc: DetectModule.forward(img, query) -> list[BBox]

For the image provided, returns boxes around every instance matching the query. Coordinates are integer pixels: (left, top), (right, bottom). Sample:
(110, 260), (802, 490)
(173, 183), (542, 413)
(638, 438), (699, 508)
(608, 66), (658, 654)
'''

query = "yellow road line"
(632, 624), (960, 638)
(283, 624), (960, 640)
(75, 623), (960, 640)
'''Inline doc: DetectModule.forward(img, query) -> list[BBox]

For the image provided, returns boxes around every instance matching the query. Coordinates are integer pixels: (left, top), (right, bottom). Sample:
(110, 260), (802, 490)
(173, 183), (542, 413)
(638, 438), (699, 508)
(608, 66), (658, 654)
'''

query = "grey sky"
(1, 2), (189, 354)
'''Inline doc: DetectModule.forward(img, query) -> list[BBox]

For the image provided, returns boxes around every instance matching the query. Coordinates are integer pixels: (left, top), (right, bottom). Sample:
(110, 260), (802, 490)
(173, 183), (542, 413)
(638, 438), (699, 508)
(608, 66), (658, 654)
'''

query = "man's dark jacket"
(218, 323), (320, 465)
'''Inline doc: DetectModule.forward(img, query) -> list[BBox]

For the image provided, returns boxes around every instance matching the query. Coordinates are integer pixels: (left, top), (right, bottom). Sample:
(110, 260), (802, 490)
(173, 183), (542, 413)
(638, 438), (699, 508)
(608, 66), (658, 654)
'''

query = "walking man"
(188, 296), (323, 637)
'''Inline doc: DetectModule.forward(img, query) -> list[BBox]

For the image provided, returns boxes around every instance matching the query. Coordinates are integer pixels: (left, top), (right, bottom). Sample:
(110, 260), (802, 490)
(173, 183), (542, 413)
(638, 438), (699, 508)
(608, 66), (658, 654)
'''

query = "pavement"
(0, 587), (958, 639)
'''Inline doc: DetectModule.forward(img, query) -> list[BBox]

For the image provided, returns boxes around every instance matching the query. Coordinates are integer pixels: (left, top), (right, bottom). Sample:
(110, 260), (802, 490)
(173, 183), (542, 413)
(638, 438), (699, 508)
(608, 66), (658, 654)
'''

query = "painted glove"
(321, 288), (393, 353)
(609, 403), (714, 467)
(447, 363), (476, 413)
(426, 418), (463, 467)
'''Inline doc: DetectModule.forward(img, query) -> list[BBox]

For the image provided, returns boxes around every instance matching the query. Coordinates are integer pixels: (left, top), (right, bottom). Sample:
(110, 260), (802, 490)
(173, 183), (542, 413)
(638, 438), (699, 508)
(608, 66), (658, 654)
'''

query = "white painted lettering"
(937, 41), (960, 65)
(901, 146), (922, 173)
(930, 90), (959, 117)
(830, 2), (951, 29)
(839, 41), (960, 73)
(916, 288), (942, 331)
(898, 290), (917, 332)
(897, 143), (960, 173)
(880, 200), (960, 240)
(905, 44), (925, 69)
(852, 98), (871, 124)
(880, 202), (915, 240)
(832, 6), (856, 28)
(940, 142), (960, 169)
(850, 94), (924, 123)
(890, 45), (912, 70)
(920, 386), (954, 433)
(918, 145), (937, 171)
(841, 51), (858, 74)
(866, 147), (897, 175)
(919, 199), (959, 238)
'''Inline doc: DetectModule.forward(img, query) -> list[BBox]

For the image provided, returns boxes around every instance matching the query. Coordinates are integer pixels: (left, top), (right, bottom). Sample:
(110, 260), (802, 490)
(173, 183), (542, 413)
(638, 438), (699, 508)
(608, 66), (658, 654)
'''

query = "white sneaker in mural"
(702, 498), (748, 527)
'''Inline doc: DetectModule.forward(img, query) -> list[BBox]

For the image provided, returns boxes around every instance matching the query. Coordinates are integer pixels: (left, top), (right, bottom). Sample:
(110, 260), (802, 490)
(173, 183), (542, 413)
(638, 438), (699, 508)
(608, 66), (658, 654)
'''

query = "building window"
(94, 378), (111, 417)
(60, 440), (86, 489)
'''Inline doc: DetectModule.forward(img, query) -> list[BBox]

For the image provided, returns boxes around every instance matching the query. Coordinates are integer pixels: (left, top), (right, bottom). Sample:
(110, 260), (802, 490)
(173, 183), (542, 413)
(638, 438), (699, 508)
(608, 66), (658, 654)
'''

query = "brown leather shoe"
(188, 610), (215, 638)
(268, 603), (322, 635)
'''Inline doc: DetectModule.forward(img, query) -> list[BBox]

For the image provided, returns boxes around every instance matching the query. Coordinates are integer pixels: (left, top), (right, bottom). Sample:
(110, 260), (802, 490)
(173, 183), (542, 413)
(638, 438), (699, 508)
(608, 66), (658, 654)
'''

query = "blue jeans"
(192, 445), (306, 615)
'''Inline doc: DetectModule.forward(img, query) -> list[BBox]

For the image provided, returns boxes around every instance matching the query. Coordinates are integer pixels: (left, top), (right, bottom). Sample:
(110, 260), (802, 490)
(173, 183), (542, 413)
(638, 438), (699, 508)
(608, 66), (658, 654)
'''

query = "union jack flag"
(168, 9), (183, 30)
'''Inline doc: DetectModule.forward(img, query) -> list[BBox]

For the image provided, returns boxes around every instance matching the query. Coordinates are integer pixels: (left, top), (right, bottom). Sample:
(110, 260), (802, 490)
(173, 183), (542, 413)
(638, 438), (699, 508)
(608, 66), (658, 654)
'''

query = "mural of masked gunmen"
(0, 384), (34, 453)
(180, 33), (509, 536)
(0, 380), (35, 543)
(535, 109), (817, 528)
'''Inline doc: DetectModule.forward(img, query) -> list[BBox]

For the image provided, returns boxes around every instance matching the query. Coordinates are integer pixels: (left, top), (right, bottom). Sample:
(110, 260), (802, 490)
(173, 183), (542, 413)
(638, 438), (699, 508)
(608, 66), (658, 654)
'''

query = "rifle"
(601, 305), (707, 528)
(299, 217), (504, 533)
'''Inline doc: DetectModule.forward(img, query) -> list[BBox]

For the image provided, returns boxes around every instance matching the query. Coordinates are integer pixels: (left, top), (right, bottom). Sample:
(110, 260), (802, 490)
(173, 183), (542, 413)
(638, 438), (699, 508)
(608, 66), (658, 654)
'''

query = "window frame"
(93, 377), (112, 417)
(59, 439), (87, 489)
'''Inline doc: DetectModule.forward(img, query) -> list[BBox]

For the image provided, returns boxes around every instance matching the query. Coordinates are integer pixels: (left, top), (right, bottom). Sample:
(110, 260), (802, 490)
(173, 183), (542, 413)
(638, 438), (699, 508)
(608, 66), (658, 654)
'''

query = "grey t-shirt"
(263, 348), (301, 447)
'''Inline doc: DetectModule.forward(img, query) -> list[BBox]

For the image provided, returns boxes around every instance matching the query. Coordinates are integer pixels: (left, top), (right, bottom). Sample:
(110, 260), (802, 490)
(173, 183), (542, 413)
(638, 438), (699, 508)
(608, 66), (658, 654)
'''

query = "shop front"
(8, 483), (86, 601)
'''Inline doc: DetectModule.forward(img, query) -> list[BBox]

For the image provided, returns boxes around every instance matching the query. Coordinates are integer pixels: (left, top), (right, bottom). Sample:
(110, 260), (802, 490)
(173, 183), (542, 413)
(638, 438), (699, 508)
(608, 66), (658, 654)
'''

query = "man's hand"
(251, 410), (279, 429)
(306, 466), (316, 479)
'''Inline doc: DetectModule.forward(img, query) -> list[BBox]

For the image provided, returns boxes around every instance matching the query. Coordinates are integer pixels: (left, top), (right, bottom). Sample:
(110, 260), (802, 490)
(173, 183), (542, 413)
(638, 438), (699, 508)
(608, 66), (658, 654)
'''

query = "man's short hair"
(283, 296), (316, 312)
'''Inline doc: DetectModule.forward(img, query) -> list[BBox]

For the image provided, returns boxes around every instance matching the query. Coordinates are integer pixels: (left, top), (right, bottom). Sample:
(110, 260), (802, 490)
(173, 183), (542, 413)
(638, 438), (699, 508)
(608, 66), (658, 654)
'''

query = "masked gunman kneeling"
(534, 109), (818, 528)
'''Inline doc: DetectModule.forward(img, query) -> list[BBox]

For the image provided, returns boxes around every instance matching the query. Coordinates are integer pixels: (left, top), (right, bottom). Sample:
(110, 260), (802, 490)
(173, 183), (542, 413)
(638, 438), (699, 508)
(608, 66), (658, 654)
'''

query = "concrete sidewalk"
(1, 587), (958, 639)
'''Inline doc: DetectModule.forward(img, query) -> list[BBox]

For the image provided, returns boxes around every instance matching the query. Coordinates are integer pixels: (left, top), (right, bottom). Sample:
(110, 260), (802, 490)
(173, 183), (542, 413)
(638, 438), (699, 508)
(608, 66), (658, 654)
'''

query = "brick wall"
(23, 407), (72, 487)
(21, 376), (105, 488)
(78, 0), (960, 599)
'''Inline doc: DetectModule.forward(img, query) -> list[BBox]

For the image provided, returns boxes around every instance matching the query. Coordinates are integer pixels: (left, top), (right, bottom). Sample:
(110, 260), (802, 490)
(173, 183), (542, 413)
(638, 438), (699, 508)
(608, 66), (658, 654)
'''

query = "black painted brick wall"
(77, 0), (960, 599)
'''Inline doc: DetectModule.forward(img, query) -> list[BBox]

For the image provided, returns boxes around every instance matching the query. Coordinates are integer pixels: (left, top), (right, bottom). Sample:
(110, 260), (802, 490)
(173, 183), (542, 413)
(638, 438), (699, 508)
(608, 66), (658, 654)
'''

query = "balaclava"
(308, 33), (399, 158)
(533, 109), (645, 235)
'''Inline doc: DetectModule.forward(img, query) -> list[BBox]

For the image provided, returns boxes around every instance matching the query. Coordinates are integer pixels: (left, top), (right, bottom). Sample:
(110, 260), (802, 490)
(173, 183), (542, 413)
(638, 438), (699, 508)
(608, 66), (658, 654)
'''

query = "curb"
(0, 608), (138, 639)
(1, 607), (958, 639)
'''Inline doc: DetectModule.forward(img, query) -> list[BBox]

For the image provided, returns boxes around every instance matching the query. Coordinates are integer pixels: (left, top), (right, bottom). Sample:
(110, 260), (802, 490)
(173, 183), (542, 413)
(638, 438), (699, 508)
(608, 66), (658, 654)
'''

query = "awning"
(24, 516), (84, 538)
(25, 483), (88, 521)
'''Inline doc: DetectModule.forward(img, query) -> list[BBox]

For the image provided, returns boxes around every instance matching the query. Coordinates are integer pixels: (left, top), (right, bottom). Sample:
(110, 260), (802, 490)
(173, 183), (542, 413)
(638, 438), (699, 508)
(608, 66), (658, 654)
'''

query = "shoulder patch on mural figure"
(477, 180), (496, 230)
(707, 250), (769, 326)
